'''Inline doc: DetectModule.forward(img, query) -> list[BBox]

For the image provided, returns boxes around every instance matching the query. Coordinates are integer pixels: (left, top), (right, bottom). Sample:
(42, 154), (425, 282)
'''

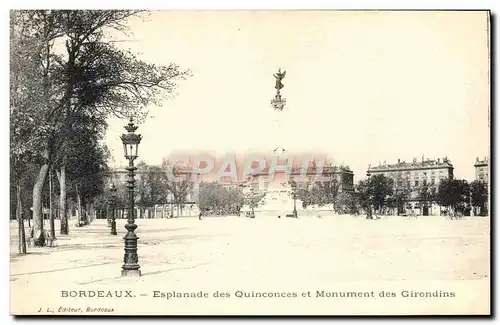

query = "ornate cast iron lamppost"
(120, 118), (142, 277)
(110, 183), (118, 236)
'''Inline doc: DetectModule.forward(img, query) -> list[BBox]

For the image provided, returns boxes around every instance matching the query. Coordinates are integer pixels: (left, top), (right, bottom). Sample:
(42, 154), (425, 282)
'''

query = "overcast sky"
(105, 10), (490, 182)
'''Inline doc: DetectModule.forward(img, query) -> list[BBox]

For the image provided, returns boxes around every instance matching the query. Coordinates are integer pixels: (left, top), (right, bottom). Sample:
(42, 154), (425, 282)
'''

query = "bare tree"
(11, 10), (190, 245)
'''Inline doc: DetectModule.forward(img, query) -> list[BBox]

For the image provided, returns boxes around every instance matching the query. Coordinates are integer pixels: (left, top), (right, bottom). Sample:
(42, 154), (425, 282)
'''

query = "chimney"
(437, 158), (440, 163)
(398, 158), (400, 164)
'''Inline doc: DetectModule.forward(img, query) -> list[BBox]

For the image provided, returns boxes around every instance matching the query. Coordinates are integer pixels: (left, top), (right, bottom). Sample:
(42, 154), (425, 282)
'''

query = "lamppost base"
(121, 269), (141, 277)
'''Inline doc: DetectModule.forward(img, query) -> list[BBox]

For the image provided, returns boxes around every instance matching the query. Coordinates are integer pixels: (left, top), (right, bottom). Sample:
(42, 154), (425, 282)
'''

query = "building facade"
(474, 157), (489, 184)
(367, 157), (453, 190)
(247, 165), (354, 193)
(366, 157), (454, 215)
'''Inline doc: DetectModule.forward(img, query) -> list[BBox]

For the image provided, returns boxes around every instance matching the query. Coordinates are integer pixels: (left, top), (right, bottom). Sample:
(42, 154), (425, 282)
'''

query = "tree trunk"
(24, 200), (31, 228)
(84, 201), (89, 224)
(76, 184), (83, 225)
(32, 149), (49, 247)
(16, 184), (27, 255)
(86, 201), (92, 224)
(57, 166), (68, 234)
(49, 169), (56, 239)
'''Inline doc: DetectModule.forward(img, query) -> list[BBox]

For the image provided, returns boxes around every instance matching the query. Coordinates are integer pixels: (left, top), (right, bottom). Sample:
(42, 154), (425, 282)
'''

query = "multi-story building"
(474, 157), (489, 184)
(367, 157), (454, 190)
(366, 157), (454, 215)
(246, 164), (354, 193)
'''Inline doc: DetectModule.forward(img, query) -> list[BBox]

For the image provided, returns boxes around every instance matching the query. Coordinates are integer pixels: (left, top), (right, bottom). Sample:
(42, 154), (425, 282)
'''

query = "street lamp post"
(366, 171), (373, 219)
(293, 198), (297, 218)
(110, 183), (118, 236)
(290, 180), (298, 218)
(120, 118), (142, 277)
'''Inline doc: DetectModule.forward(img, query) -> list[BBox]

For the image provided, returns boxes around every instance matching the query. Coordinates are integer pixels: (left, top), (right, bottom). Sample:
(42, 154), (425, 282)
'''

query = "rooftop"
(474, 157), (489, 166)
(368, 157), (453, 171)
(255, 165), (353, 176)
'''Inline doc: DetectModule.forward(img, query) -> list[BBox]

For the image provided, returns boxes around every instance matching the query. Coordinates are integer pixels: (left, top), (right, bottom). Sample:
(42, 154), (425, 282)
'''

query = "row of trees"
(107, 171), (488, 220)
(10, 10), (189, 253)
(194, 175), (489, 218)
(122, 165), (264, 217)
(356, 175), (488, 216)
(120, 161), (195, 217)
(289, 174), (488, 217)
(198, 183), (244, 215)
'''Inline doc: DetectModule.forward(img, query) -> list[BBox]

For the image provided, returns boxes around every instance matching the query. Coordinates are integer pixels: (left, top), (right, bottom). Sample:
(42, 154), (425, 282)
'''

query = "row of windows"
(384, 174), (449, 181)
(380, 170), (449, 178)
(397, 179), (437, 187)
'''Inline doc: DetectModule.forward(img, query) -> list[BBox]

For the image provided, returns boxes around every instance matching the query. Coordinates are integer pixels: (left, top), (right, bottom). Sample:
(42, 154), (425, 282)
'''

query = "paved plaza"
(10, 215), (490, 315)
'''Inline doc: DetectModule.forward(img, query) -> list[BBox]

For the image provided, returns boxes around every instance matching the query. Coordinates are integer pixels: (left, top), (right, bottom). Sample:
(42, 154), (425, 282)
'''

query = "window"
(423, 179), (427, 186)
(415, 180), (419, 187)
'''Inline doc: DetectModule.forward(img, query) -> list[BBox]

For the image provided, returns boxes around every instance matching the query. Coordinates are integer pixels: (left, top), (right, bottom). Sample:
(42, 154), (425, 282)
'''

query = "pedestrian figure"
(199, 212), (202, 220)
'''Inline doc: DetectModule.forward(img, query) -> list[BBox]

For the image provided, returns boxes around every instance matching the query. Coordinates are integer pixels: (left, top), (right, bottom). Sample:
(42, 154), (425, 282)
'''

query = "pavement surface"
(9, 215), (490, 315)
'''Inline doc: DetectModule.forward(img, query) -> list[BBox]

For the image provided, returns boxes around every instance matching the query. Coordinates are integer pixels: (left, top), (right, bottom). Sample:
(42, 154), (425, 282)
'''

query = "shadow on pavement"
(78, 262), (211, 285)
(11, 261), (118, 277)
(135, 227), (194, 234)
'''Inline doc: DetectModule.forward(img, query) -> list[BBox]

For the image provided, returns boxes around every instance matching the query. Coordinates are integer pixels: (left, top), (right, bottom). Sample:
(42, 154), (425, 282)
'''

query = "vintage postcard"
(9, 10), (490, 316)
